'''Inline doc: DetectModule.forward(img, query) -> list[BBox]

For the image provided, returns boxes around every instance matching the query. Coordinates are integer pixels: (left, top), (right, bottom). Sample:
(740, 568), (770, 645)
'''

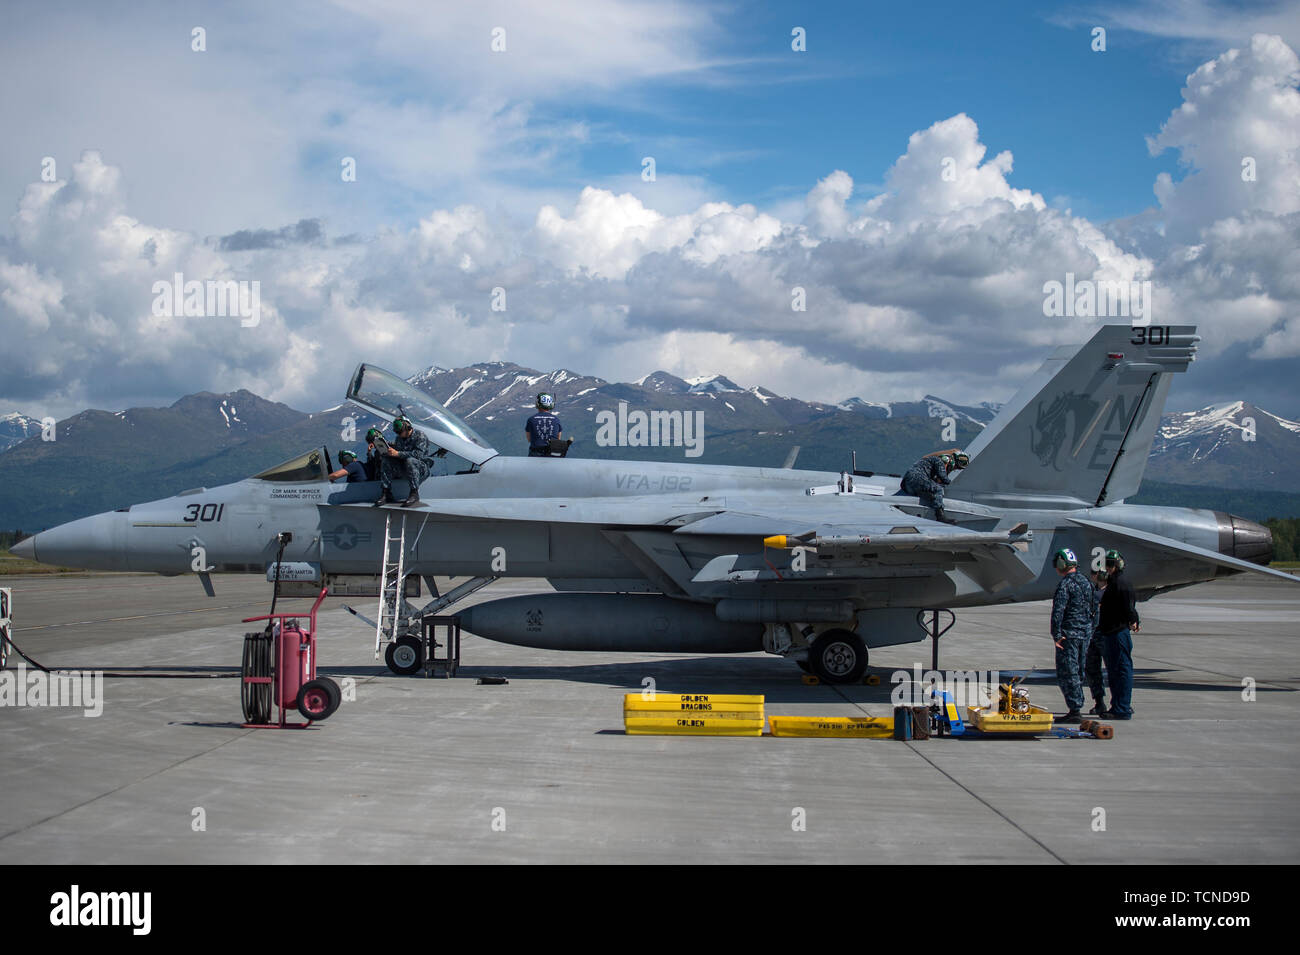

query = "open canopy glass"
(253, 448), (328, 482)
(346, 363), (497, 466)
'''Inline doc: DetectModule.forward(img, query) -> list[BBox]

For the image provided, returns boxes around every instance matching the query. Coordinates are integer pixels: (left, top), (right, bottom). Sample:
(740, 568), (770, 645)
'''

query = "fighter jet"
(14, 323), (1295, 682)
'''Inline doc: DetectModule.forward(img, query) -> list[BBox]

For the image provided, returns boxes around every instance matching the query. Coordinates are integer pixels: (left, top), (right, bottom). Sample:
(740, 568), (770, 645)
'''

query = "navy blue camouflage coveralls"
(380, 428), (438, 495)
(1051, 569), (1094, 712)
(1085, 580), (1107, 706)
(900, 455), (950, 509)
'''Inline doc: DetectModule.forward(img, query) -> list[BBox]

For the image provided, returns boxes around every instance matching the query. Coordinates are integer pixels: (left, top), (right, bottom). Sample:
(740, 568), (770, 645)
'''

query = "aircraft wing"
(673, 499), (1036, 594)
(1067, 516), (1300, 584)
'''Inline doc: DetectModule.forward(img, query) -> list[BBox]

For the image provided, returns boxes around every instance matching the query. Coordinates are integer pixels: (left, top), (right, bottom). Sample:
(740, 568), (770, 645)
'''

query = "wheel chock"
(864, 674), (881, 686)
(769, 715), (894, 738)
(623, 693), (765, 736)
(801, 674), (821, 685)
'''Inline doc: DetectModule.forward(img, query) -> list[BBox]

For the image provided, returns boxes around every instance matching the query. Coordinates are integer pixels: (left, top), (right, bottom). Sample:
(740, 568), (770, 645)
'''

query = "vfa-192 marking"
(614, 473), (693, 492)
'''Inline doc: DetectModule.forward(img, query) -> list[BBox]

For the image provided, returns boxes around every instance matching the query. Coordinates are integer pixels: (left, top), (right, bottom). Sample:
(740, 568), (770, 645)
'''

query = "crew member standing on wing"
(1097, 549), (1140, 720)
(525, 393), (563, 457)
(899, 451), (966, 524)
(1049, 548), (1093, 723)
(375, 417), (439, 507)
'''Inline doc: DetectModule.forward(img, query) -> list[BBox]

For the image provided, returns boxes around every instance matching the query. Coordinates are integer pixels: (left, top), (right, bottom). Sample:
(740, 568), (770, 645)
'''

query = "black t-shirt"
(1097, 570), (1140, 635)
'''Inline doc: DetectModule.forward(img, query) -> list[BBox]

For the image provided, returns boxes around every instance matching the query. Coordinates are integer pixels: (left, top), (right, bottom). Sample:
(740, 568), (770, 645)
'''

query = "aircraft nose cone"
(17, 511), (128, 571)
(10, 535), (35, 560)
(1217, 512), (1273, 566)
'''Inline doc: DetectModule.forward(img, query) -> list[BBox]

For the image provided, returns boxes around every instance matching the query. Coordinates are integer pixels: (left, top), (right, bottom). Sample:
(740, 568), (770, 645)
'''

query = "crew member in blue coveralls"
(1085, 568), (1110, 716)
(1050, 547), (1094, 723)
(374, 417), (439, 507)
(899, 451), (967, 524)
(526, 393), (563, 457)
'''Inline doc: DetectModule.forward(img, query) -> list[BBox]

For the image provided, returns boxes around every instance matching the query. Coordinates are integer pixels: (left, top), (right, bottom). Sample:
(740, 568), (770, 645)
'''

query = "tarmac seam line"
(831, 683), (1069, 865)
(0, 730), (255, 846)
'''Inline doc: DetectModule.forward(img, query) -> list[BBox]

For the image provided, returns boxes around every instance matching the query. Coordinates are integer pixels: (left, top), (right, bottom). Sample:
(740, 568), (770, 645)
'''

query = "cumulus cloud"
(1147, 33), (1300, 235)
(2, 36), (1299, 421)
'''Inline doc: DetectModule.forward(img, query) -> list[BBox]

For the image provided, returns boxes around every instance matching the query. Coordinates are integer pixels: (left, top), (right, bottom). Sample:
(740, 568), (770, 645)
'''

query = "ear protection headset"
(1053, 547), (1078, 570)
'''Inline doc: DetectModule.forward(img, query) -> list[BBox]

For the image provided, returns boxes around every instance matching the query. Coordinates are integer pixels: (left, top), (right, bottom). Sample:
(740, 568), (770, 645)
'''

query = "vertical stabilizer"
(953, 325), (1198, 508)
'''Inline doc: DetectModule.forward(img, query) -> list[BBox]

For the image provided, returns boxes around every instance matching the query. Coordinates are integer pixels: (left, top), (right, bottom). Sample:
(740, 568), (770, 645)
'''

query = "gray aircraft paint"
(14, 324), (1296, 658)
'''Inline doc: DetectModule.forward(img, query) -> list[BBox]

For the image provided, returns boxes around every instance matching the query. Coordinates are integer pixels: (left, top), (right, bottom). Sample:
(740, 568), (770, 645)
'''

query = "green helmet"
(365, 427), (383, 442)
(393, 416), (413, 433)
(1105, 548), (1125, 571)
(1053, 547), (1078, 570)
(952, 451), (970, 469)
(339, 450), (357, 464)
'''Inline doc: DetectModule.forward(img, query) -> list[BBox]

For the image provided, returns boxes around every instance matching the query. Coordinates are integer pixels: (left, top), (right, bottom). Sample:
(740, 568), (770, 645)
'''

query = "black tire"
(298, 678), (341, 721)
(384, 635), (424, 675)
(795, 658), (812, 673)
(241, 631), (274, 724)
(808, 629), (868, 685)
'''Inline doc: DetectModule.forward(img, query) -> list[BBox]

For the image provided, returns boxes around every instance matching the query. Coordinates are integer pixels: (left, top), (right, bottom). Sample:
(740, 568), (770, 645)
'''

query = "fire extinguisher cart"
(240, 586), (340, 728)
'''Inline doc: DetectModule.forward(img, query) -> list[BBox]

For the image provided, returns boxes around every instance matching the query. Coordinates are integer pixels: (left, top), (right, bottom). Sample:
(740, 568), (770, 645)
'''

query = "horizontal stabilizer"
(1068, 517), (1300, 584)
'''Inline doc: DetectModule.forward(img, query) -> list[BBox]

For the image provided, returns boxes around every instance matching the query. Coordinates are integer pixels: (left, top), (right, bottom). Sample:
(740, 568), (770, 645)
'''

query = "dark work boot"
(934, 508), (957, 525)
(1090, 700), (1110, 717)
(373, 489), (394, 507)
(1058, 710), (1082, 724)
(401, 490), (420, 507)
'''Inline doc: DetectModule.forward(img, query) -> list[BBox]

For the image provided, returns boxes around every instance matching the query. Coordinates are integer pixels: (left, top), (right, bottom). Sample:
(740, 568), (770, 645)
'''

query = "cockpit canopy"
(346, 363), (497, 466)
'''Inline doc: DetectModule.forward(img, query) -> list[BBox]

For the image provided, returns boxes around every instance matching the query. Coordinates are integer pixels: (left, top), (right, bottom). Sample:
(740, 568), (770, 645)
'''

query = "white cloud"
(3, 36), (1299, 421)
(1147, 33), (1300, 236)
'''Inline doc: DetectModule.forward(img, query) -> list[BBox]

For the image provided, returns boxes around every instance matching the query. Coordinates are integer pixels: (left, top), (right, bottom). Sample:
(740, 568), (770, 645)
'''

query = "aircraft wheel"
(808, 629), (867, 684)
(298, 678), (341, 721)
(385, 635), (424, 675)
(795, 658), (812, 673)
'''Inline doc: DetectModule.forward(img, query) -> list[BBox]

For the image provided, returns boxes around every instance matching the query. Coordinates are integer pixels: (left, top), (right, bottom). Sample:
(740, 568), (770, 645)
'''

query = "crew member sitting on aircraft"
(363, 427), (385, 481)
(328, 450), (367, 483)
(525, 393), (563, 457)
(375, 417), (439, 507)
(900, 453), (957, 523)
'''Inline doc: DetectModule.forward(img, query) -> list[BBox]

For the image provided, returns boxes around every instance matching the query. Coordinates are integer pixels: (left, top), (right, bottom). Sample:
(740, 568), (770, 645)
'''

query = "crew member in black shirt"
(1096, 548), (1140, 719)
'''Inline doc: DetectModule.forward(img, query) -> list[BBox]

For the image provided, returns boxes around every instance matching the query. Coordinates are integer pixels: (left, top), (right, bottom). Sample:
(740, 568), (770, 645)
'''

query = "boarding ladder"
(374, 512), (412, 658)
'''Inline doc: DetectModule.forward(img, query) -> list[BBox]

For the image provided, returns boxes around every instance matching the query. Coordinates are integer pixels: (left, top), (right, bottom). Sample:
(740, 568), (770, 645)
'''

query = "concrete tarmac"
(1, 572), (1297, 864)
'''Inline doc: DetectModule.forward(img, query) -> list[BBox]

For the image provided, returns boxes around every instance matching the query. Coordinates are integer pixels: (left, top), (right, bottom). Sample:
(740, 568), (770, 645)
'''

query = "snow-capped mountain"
(837, 394), (999, 426)
(1146, 400), (1299, 492)
(0, 412), (42, 452)
(685, 375), (744, 395)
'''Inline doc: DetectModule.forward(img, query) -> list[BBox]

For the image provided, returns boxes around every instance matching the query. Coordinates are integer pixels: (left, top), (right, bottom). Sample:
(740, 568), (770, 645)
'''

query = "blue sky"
(1, 0), (1298, 419)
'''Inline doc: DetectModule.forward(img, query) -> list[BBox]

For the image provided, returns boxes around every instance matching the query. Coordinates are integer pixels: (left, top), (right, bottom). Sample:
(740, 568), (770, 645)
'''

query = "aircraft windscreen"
(253, 448), (328, 482)
(348, 364), (492, 450)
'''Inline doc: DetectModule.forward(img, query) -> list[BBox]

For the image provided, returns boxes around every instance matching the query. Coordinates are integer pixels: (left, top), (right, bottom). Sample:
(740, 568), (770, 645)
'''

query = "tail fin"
(954, 325), (1198, 508)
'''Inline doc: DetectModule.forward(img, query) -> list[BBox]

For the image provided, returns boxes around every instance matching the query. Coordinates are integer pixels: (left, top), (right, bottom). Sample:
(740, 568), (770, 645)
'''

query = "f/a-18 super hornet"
(14, 324), (1295, 682)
